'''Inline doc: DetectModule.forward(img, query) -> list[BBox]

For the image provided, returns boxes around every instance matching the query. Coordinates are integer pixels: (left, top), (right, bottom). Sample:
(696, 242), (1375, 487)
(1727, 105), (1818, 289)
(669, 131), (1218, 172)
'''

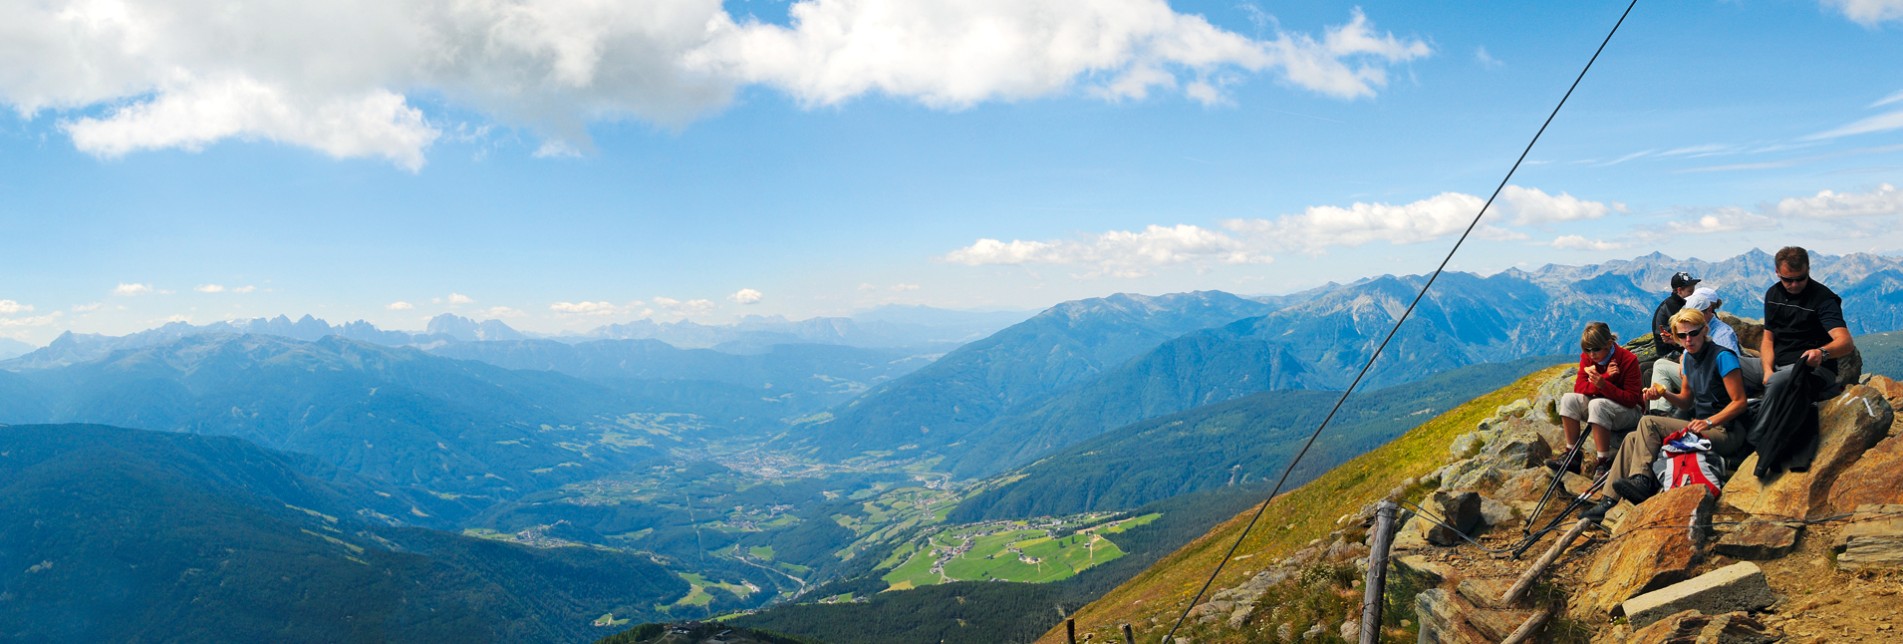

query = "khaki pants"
(1604, 415), (1747, 500)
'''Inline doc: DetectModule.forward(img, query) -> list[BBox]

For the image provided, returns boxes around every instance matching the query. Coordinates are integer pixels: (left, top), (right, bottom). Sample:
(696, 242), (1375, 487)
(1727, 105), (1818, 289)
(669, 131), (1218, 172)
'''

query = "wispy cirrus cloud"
(2, 2), (1430, 169)
(1806, 110), (1903, 140)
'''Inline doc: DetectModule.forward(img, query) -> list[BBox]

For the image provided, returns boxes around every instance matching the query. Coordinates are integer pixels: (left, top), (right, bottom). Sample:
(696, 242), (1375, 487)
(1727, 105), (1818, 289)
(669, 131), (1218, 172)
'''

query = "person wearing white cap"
(1682, 286), (1764, 392)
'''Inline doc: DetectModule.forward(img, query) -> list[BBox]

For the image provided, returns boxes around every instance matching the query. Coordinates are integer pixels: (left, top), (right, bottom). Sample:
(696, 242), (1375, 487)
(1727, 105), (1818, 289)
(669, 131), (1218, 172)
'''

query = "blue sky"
(2, 0), (1901, 345)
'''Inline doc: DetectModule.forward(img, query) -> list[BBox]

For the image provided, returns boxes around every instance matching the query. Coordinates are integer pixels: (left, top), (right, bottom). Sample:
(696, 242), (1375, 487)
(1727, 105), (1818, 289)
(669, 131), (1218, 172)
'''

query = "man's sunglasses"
(1673, 327), (1704, 339)
(1779, 273), (1809, 285)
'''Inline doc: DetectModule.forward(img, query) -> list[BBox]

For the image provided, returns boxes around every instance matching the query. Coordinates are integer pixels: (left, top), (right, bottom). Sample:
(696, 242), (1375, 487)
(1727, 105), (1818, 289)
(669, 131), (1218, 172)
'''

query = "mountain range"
(0, 424), (687, 642)
(806, 250), (1903, 476)
(3, 304), (1029, 370)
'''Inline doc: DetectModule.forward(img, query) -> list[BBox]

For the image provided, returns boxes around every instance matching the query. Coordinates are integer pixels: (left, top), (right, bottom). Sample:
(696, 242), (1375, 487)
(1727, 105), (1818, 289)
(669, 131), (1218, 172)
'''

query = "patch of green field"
(748, 545), (775, 560)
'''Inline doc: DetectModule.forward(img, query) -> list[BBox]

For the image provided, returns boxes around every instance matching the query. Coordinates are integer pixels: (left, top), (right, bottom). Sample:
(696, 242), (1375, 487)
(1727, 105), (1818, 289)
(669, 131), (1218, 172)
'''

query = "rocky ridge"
(1172, 324), (1903, 642)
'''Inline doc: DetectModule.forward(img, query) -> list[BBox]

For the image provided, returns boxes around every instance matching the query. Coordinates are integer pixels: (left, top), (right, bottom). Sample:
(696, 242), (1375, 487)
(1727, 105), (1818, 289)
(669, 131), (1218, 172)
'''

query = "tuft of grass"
(1040, 365), (1568, 643)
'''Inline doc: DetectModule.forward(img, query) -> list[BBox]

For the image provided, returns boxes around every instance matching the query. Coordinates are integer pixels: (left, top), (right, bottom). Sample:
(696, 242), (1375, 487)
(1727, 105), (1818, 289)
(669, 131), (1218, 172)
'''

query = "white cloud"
(387, 301), (415, 310)
(1873, 89), (1903, 108)
(113, 283), (153, 296)
(1806, 110), (1903, 140)
(0, 300), (31, 314)
(1825, 0), (1903, 25)
(1775, 183), (1903, 218)
(0, 312), (62, 328)
(1221, 186), (1611, 253)
(479, 306), (525, 319)
(71, 303), (102, 313)
(1, 2), (1428, 167)
(649, 296), (715, 318)
(1551, 235), (1627, 251)
(195, 284), (226, 293)
(63, 79), (437, 171)
(1474, 46), (1503, 69)
(892, 283), (921, 292)
(1498, 186), (1618, 224)
(446, 293), (474, 305)
(1664, 207), (1778, 234)
(694, 5), (1426, 107)
(233, 285), (257, 293)
(551, 300), (620, 316)
(729, 288), (763, 305)
(944, 224), (1271, 277)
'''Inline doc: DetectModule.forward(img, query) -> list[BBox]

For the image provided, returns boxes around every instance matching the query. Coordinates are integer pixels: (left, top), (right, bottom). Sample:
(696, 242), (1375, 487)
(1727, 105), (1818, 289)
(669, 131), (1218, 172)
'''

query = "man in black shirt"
(1752, 246), (1855, 478)
(1652, 271), (1699, 358)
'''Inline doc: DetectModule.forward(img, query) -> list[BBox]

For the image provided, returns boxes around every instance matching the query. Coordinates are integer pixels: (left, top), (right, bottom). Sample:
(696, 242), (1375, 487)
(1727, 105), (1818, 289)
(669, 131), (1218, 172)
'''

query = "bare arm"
(1804, 327), (1855, 367)
(1760, 329), (1776, 384)
(1691, 372), (1747, 433)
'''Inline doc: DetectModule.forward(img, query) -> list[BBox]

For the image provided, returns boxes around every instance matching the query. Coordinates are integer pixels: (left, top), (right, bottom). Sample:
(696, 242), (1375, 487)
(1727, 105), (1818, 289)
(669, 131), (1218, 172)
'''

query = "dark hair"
(1775, 246), (1810, 272)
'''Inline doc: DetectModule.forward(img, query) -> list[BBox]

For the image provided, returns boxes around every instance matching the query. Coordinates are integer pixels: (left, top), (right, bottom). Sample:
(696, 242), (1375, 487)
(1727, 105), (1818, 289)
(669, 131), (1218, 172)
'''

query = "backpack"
(1653, 428), (1722, 498)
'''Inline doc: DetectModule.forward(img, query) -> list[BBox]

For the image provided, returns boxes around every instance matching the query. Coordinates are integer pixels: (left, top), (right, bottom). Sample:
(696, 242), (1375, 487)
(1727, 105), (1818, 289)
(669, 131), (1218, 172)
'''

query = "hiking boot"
(1545, 450), (1582, 474)
(1611, 474), (1661, 503)
(1590, 457), (1612, 480)
(1581, 496), (1619, 523)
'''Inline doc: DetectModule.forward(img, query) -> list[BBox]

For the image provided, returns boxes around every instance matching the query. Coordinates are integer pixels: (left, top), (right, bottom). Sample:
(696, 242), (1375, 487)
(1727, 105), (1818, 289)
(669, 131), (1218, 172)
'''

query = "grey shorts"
(1558, 392), (1642, 432)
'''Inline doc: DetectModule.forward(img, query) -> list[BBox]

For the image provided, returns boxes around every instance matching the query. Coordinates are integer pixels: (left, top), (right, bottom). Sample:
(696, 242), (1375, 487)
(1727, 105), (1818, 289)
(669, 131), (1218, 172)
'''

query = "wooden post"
(1499, 609), (1552, 644)
(1121, 623), (1135, 644)
(1501, 518), (1592, 606)
(1359, 501), (1398, 644)
(1066, 618), (1076, 644)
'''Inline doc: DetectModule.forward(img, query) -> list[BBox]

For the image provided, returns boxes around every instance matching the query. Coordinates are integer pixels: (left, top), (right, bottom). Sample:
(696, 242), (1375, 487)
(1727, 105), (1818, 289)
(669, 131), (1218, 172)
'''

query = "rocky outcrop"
(1826, 430), (1903, 513)
(1712, 521), (1801, 560)
(1577, 485), (1714, 617)
(1722, 383), (1891, 520)
(1832, 504), (1903, 572)
(1620, 610), (1778, 644)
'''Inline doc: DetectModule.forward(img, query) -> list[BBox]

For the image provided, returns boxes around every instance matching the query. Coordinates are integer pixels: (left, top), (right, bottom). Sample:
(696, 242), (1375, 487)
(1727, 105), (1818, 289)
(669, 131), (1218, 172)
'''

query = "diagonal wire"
(1160, 2), (1643, 641)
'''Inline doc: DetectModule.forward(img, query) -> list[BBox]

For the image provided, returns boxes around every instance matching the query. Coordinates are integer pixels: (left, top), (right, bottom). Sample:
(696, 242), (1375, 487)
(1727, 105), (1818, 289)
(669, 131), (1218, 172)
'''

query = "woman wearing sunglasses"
(1583, 307), (1753, 519)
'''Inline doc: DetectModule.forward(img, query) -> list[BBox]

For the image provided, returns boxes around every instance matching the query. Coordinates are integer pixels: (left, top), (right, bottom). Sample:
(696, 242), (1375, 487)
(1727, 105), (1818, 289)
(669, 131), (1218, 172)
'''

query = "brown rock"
(1624, 609), (1777, 643)
(1712, 520), (1802, 560)
(1832, 504), (1903, 572)
(1723, 384), (1892, 521)
(1828, 431), (1903, 513)
(1577, 485), (1714, 616)
(1414, 588), (1542, 643)
(1862, 374), (1903, 424)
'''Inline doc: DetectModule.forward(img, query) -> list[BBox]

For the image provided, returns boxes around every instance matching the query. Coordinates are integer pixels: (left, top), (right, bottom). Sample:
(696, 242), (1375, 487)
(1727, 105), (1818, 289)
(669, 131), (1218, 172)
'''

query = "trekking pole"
(1524, 427), (1592, 537)
(1512, 467), (1610, 558)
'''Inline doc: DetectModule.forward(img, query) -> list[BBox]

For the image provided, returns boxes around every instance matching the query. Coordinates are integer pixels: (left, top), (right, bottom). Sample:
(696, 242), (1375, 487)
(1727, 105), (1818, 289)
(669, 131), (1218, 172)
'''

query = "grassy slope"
(1039, 365), (1569, 643)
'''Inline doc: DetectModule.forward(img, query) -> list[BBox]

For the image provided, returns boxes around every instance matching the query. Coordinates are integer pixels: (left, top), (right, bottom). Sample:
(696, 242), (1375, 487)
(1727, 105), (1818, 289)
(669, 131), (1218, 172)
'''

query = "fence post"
(1360, 501), (1398, 644)
(1121, 623), (1134, 644)
(1066, 618), (1076, 644)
